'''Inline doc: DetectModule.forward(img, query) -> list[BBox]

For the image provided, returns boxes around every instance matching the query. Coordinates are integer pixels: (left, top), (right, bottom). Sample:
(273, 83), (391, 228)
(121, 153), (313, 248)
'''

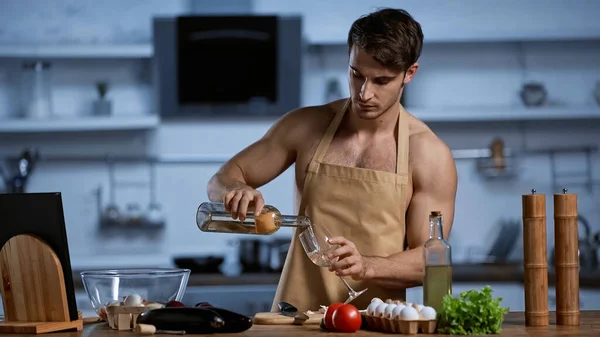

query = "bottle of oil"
(423, 211), (452, 313)
(196, 201), (311, 235)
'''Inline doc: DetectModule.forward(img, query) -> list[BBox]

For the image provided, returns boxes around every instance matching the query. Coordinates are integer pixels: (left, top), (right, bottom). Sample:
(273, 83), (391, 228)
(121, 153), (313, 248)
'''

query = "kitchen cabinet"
(253, 0), (600, 45)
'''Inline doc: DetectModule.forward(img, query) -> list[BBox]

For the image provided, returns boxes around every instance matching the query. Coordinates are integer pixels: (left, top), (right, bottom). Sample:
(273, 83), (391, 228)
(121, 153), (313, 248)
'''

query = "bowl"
(80, 268), (191, 320)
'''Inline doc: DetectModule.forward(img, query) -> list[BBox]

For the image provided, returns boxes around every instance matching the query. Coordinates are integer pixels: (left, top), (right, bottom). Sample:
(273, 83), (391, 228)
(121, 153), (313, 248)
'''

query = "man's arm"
(207, 108), (304, 219)
(329, 133), (457, 289)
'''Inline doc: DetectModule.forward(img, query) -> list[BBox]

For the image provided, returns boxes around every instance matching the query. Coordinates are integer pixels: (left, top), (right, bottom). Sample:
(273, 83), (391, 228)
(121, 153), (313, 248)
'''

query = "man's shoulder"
(406, 113), (454, 168)
(279, 99), (342, 131)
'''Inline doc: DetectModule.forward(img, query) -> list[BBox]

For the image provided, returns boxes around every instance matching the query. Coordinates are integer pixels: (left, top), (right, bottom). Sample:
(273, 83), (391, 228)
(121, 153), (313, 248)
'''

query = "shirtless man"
(207, 8), (458, 310)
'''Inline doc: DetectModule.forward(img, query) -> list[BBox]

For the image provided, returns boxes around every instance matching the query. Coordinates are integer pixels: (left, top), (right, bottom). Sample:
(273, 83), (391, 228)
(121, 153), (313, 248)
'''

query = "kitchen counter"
(71, 263), (600, 289)
(3, 311), (600, 336)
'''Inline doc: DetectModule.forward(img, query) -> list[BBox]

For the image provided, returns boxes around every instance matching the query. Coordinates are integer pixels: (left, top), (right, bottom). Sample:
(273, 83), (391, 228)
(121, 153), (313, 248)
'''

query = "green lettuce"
(436, 285), (510, 335)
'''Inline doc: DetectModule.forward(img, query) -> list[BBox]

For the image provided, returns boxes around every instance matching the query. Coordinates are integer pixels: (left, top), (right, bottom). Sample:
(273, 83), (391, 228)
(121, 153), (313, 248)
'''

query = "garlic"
(145, 302), (164, 310)
(124, 293), (143, 307)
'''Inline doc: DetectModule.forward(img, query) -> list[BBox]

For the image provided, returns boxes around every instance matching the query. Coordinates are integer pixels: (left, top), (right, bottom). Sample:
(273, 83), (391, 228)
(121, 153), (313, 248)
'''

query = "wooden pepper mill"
(521, 189), (549, 327)
(553, 188), (580, 326)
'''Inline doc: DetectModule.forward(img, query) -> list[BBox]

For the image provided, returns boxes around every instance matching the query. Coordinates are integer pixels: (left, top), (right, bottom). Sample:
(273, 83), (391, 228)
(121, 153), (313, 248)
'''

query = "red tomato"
(324, 302), (345, 330)
(332, 304), (362, 333)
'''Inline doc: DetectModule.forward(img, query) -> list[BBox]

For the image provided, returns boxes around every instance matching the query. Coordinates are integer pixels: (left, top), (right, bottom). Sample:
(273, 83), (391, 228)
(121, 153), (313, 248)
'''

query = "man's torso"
(290, 100), (432, 213)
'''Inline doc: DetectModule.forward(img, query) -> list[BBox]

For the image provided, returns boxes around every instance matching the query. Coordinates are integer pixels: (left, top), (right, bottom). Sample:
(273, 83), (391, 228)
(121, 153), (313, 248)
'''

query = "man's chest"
(321, 138), (398, 172)
(294, 136), (405, 190)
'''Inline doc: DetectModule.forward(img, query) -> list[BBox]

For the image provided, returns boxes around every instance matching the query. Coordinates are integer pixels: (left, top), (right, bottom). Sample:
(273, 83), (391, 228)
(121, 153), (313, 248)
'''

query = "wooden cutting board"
(253, 312), (323, 325)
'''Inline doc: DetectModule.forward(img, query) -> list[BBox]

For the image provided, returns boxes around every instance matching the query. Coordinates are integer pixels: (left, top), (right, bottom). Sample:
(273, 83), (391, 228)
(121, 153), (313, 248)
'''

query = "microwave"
(153, 15), (303, 118)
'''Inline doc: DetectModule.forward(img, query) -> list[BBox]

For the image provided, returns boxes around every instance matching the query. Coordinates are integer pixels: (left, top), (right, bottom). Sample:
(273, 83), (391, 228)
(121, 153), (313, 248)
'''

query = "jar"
(20, 61), (53, 119)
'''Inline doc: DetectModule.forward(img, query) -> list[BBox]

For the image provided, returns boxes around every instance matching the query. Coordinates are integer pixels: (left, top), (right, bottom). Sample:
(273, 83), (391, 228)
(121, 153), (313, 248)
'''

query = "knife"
(278, 301), (309, 325)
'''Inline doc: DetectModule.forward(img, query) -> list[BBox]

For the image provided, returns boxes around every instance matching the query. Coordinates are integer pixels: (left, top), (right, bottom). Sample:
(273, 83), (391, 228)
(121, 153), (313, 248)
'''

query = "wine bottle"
(196, 202), (311, 235)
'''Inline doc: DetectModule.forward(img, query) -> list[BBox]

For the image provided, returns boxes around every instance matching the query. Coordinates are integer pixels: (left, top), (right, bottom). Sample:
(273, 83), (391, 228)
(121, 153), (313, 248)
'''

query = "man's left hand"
(327, 237), (370, 280)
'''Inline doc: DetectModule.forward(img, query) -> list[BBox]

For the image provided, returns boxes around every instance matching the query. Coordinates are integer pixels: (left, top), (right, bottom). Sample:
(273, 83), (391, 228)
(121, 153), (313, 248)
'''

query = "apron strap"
(396, 105), (410, 177)
(313, 99), (350, 163)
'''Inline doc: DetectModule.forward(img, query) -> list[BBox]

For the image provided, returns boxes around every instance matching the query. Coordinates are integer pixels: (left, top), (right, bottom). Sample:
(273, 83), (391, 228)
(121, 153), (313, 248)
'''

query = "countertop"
(72, 263), (600, 289)
(3, 311), (600, 336)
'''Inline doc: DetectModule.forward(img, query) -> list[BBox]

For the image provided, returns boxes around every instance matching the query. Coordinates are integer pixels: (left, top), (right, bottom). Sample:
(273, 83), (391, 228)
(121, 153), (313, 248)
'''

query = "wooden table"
(4, 311), (600, 336)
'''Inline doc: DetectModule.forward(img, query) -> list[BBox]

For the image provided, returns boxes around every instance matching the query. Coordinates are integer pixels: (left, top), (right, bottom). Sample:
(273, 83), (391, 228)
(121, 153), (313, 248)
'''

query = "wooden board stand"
(0, 193), (82, 334)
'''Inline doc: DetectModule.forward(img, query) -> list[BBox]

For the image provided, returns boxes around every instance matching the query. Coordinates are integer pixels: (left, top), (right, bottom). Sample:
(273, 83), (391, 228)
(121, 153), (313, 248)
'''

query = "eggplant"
(193, 303), (253, 333)
(136, 307), (224, 334)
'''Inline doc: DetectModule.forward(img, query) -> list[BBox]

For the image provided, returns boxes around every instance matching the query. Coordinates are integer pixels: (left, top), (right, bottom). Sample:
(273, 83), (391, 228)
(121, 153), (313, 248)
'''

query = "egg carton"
(365, 314), (437, 334)
(106, 306), (152, 330)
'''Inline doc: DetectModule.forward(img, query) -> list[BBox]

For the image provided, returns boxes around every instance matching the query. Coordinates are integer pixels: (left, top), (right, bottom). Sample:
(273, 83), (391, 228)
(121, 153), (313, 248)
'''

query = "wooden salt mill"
(521, 189), (549, 326)
(553, 188), (580, 326)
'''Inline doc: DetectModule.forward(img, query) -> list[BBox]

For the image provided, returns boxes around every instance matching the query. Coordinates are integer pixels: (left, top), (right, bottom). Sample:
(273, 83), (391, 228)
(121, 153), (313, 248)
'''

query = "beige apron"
(272, 98), (410, 312)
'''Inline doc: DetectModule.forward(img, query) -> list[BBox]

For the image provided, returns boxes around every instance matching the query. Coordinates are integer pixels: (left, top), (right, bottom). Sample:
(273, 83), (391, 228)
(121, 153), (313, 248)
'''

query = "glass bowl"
(80, 268), (191, 320)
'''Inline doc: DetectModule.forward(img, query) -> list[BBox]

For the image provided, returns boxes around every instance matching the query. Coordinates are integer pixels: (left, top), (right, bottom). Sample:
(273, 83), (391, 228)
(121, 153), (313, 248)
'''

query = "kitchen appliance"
(0, 192), (82, 333)
(19, 61), (53, 119)
(153, 15), (302, 118)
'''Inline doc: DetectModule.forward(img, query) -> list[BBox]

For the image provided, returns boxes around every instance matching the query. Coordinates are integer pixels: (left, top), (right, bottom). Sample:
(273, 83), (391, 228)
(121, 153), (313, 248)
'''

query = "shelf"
(411, 106), (600, 123)
(0, 44), (152, 59)
(0, 115), (160, 133)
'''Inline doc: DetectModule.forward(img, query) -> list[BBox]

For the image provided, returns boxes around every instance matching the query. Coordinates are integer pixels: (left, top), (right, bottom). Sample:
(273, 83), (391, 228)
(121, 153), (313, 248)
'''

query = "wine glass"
(298, 224), (368, 304)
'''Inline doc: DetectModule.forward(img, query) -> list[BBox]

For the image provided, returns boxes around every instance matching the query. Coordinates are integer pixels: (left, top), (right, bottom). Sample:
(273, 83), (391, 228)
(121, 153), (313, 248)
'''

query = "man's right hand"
(224, 185), (265, 221)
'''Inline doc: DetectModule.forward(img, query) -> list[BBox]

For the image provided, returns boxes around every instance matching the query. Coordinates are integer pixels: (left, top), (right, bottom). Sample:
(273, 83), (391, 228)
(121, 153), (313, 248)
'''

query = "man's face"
(348, 45), (417, 120)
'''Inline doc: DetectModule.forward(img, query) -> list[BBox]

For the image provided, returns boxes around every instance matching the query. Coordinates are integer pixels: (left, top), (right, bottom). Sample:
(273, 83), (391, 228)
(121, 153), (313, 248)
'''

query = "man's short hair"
(347, 8), (424, 73)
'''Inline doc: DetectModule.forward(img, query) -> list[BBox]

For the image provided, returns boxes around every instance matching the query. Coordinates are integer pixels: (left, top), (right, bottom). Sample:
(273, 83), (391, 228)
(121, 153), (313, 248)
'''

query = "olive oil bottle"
(423, 211), (452, 313)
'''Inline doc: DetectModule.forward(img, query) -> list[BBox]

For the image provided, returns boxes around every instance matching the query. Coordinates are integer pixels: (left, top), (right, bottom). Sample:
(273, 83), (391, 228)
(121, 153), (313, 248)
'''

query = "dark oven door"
(177, 16), (278, 105)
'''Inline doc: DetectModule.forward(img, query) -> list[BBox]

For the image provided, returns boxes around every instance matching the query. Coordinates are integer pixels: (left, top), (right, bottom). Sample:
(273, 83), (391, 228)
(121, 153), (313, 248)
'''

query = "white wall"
(0, 0), (599, 269)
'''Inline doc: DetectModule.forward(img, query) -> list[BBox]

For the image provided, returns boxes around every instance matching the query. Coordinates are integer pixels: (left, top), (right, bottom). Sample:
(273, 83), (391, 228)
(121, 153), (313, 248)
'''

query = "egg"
(124, 293), (143, 307)
(404, 302), (413, 307)
(399, 306), (420, 321)
(391, 304), (405, 319)
(366, 302), (380, 316)
(412, 303), (424, 312)
(420, 306), (437, 320)
(374, 303), (388, 317)
(383, 304), (397, 318)
(371, 297), (383, 304)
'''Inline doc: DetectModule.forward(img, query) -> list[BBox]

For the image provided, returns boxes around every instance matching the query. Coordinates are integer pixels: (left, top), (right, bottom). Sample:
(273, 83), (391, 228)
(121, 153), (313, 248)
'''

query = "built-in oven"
(153, 15), (303, 118)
